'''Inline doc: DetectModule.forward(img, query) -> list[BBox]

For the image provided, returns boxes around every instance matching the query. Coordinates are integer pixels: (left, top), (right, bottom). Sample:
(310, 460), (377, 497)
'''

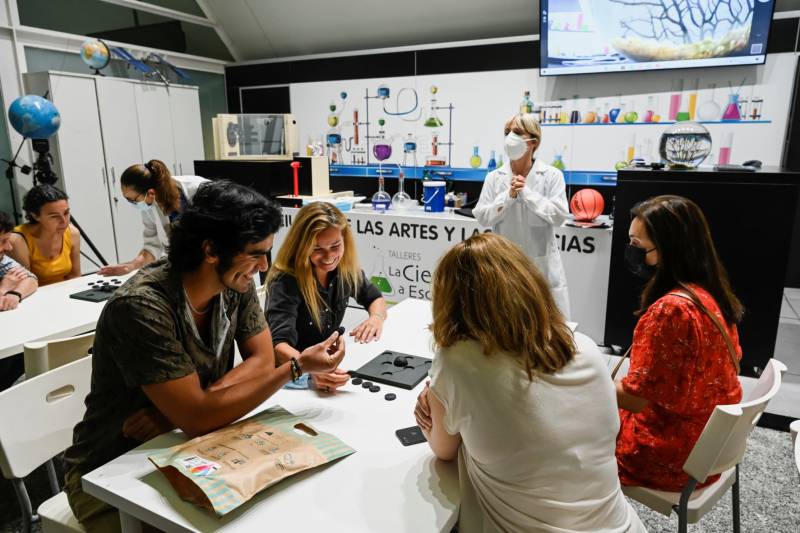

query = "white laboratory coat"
(473, 159), (571, 319)
(141, 175), (208, 260)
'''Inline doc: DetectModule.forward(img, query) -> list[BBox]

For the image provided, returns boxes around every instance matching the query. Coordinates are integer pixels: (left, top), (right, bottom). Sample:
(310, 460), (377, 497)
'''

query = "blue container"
(327, 133), (342, 145)
(423, 181), (446, 212)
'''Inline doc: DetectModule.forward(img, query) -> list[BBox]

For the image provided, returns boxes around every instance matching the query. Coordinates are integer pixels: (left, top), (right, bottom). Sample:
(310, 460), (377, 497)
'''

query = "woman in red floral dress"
(615, 195), (744, 491)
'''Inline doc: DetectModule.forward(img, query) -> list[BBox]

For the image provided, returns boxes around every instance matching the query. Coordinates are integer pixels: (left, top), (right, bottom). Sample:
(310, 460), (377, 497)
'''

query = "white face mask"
(132, 198), (153, 212)
(504, 131), (534, 161)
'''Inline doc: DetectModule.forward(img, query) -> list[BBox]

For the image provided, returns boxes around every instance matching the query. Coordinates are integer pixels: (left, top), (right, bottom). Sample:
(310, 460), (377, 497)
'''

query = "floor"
(763, 288), (800, 420)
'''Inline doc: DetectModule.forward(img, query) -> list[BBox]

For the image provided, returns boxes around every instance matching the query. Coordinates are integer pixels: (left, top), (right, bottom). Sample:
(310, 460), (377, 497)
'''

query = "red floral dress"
(616, 284), (742, 491)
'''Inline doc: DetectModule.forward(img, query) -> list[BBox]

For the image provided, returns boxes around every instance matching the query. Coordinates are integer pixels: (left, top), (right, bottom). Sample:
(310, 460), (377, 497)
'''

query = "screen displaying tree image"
(540, 0), (775, 76)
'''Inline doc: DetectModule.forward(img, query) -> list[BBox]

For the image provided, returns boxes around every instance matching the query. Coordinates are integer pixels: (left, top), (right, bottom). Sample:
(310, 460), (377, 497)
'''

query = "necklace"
(184, 287), (211, 315)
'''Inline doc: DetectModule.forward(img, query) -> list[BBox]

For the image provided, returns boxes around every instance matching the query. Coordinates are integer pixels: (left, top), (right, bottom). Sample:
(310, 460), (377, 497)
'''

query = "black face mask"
(625, 243), (657, 280)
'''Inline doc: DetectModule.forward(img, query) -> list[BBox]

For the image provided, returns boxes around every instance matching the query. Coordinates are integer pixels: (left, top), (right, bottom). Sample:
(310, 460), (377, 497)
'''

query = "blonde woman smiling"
(266, 202), (386, 393)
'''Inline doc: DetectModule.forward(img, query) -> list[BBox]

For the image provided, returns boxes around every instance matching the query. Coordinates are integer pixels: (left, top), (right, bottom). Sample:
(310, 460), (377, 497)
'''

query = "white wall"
(291, 53), (796, 172)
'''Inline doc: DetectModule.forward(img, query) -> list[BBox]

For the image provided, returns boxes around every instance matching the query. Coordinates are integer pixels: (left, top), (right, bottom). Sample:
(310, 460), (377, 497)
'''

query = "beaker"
(425, 91), (444, 128)
(697, 84), (721, 121)
(469, 145), (482, 168)
(372, 176), (391, 212)
(327, 133), (342, 165)
(722, 94), (742, 121)
(688, 78), (699, 120)
(644, 96), (655, 123)
(750, 97), (763, 120)
(392, 169), (413, 210)
(487, 150), (497, 171)
(402, 134), (417, 167)
(373, 143), (392, 161)
(669, 79), (683, 121)
(717, 132), (733, 165)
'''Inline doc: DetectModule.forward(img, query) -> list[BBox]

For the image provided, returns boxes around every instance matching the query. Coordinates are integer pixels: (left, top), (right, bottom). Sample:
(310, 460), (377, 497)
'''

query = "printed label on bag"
(180, 456), (220, 477)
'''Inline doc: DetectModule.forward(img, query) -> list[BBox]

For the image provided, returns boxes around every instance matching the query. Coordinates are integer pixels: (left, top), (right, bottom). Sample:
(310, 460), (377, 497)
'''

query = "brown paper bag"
(148, 405), (354, 516)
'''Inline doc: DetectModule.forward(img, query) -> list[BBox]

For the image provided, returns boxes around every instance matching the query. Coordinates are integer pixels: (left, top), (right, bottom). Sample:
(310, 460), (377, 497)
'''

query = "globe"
(8, 95), (61, 139)
(80, 39), (110, 72)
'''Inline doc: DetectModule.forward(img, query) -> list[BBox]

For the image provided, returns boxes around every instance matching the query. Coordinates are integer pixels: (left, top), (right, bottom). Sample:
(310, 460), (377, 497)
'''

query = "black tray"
(351, 350), (431, 390)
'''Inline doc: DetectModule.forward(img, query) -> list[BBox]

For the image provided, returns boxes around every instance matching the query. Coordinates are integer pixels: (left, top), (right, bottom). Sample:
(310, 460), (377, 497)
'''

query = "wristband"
(290, 357), (303, 382)
(4, 290), (22, 303)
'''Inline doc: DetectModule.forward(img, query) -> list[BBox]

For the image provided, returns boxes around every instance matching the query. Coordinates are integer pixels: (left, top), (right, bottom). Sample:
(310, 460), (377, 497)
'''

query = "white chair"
(23, 331), (94, 378)
(0, 356), (91, 533)
(791, 420), (800, 477)
(622, 358), (787, 533)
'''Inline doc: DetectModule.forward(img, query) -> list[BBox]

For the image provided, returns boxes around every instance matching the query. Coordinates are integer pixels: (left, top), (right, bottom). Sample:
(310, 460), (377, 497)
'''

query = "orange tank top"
(14, 224), (73, 286)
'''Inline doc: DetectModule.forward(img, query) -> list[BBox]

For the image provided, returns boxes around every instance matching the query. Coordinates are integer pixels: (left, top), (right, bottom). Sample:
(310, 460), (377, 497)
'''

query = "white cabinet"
(95, 77), (145, 263)
(26, 73), (119, 270)
(23, 71), (203, 271)
(134, 82), (177, 174)
(169, 85), (204, 176)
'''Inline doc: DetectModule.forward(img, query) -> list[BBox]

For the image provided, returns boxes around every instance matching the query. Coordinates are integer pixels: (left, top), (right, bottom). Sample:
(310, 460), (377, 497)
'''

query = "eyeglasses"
(124, 193), (146, 206)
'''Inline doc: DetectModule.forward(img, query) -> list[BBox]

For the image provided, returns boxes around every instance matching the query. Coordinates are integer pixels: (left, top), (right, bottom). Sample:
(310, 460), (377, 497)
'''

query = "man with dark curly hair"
(63, 180), (348, 532)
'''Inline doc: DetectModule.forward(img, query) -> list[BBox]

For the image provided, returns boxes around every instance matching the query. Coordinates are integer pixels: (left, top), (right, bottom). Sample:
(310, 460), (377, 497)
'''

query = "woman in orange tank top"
(9, 184), (81, 286)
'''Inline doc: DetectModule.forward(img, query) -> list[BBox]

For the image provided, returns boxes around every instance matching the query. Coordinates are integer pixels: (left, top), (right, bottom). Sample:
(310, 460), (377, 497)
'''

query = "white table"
(0, 273), (134, 359)
(82, 298), (460, 533)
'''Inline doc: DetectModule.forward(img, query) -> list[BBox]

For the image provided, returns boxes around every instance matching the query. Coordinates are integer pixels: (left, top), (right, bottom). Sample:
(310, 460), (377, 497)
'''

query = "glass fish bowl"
(579, 0), (753, 62)
(658, 121), (712, 169)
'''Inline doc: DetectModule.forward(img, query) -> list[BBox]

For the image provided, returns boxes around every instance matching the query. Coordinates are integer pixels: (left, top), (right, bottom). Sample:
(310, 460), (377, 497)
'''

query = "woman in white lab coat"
(97, 159), (207, 276)
(473, 113), (571, 318)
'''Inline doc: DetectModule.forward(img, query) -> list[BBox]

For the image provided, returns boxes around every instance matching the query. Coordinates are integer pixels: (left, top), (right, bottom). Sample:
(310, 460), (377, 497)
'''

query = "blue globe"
(8, 95), (61, 139)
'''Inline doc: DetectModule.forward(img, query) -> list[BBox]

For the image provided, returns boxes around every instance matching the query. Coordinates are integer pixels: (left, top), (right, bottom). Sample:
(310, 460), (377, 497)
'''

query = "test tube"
(718, 132), (733, 165)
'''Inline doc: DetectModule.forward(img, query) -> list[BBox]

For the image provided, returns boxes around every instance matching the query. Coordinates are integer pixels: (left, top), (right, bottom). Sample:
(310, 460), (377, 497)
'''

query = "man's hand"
(414, 381), (432, 432)
(122, 407), (175, 442)
(98, 263), (133, 276)
(298, 330), (346, 374)
(0, 294), (19, 311)
(509, 174), (527, 198)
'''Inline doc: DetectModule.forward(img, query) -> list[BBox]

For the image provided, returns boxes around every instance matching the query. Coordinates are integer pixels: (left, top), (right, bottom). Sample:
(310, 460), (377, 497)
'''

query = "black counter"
(605, 167), (800, 377)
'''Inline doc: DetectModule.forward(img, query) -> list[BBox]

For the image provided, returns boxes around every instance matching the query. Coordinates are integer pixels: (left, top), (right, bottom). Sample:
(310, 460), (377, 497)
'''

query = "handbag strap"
(671, 282), (740, 375)
(610, 283), (740, 379)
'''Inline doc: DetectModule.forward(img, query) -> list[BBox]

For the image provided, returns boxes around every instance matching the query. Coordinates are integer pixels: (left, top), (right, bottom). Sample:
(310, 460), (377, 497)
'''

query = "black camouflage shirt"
(63, 259), (267, 478)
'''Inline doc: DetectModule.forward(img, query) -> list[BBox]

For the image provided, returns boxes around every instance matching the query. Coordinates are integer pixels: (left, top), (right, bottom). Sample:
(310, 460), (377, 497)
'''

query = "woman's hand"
(98, 263), (133, 276)
(311, 369), (350, 393)
(350, 315), (384, 343)
(0, 266), (27, 291)
(414, 381), (432, 432)
(509, 174), (527, 198)
(122, 407), (175, 442)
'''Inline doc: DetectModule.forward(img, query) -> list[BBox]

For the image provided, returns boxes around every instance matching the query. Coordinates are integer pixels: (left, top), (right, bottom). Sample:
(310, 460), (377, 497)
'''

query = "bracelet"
(4, 290), (22, 303)
(370, 312), (386, 321)
(290, 357), (303, 382)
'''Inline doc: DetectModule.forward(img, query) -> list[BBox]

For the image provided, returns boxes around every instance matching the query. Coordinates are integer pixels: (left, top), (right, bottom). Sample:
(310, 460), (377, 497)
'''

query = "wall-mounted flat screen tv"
(540, 0), (775, 76)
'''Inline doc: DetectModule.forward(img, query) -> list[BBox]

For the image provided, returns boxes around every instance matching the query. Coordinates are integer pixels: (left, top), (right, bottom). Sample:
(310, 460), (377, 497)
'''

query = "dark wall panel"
(416, 41), (538, 75)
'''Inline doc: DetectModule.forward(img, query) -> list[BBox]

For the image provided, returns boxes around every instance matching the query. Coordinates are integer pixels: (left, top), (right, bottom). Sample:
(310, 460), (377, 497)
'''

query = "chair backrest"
(23, 332), (94, 378)
(0, 356), (91, 480)
(683, 359), (787, 483)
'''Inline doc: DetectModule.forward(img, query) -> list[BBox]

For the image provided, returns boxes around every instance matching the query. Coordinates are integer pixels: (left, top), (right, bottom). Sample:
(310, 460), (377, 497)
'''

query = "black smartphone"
(395, 425), (427, 446)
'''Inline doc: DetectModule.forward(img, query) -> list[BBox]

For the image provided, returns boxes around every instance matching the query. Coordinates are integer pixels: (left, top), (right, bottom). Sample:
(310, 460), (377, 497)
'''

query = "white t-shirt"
(429, 332), (645, 533)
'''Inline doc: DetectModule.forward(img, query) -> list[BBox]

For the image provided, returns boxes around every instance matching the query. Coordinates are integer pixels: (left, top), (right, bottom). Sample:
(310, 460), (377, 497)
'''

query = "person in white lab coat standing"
(473, 113), (571, 318)
(98, 159), (208, 276)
